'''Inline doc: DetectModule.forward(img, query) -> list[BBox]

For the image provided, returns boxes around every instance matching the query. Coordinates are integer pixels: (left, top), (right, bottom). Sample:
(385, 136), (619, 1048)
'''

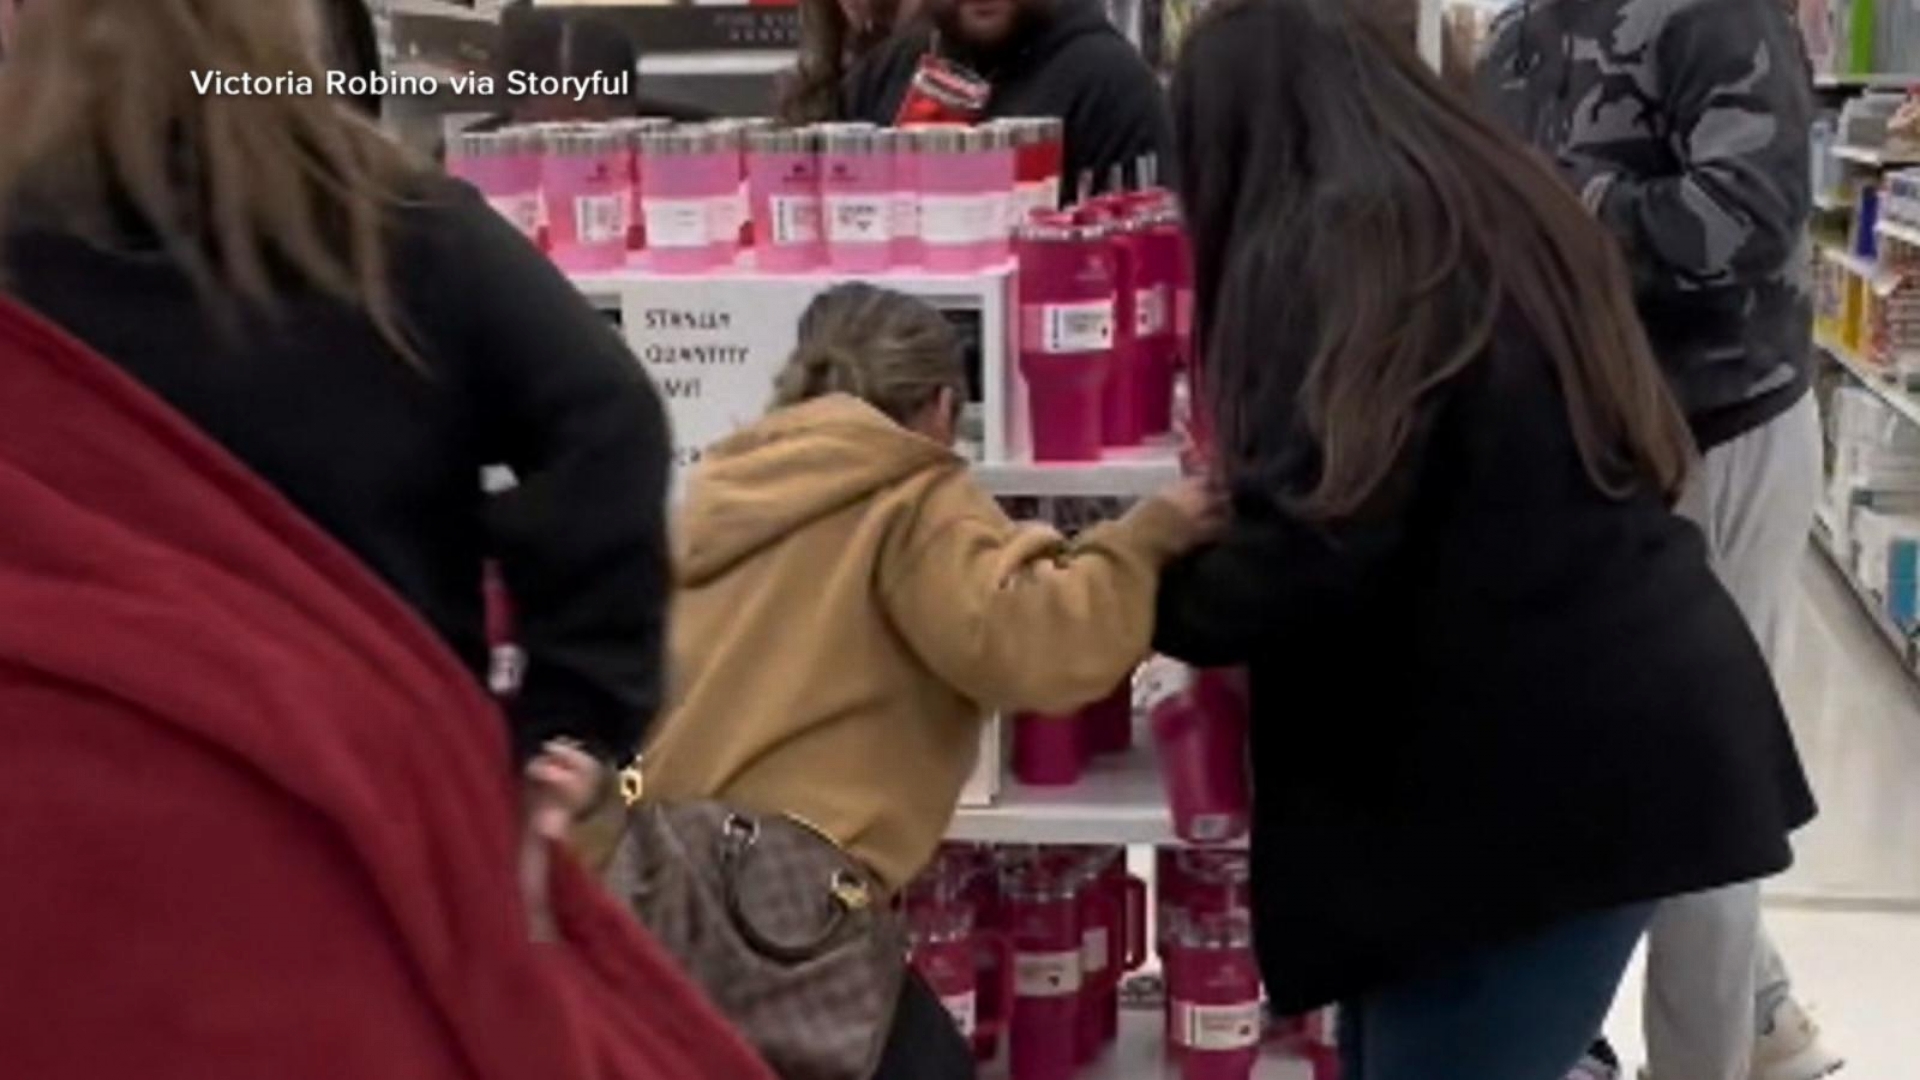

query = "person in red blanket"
(0, 2), (766, 1078)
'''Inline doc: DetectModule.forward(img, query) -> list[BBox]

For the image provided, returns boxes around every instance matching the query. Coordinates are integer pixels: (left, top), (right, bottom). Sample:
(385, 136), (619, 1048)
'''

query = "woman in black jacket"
(1155, 1), (1814, 1078)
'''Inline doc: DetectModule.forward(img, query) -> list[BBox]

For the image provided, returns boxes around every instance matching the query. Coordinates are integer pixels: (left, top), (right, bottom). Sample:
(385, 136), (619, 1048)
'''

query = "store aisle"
(1602, 546), (1920, 1074)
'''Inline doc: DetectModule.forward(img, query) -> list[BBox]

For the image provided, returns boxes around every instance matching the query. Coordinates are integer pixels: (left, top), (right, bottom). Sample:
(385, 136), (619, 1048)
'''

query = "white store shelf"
(1815, 189), (1854, 213)
(1811, 511), (1917, 672)
(982, 1008), (1320, 1080)
(1815, 72), (1920, 90)
(1821, 244), (1880, 280)
(1834, 144), (1920, 168)
(1877, 220), (1920, 250)
(974, 447), (1183, 500)
(949, 743), (1242, 848)
(1820, 337), (1920, 429)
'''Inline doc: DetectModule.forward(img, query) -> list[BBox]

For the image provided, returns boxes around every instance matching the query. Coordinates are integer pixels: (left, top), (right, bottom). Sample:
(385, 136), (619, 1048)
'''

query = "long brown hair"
(0, 0), (420, 361)
(1173, 0), (1691, 519)
(779, 0), (902, 123)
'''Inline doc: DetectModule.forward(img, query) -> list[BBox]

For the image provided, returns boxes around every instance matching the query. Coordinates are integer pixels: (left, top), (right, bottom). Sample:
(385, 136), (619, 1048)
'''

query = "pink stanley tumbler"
(1012, 710), (1084, 787)
(1129, 193), (1186, 436)
(820, 124), (894, 272)
(1149, 664), (1252, 845)
(971, 123), (1018, 266)
(885, 128), (924, 267)
(1015, 216), (1116, 461)
(914, 124), (993, 272)
(1076, 197), (1146, 447)
(1167, 910), (1263, 1080)
(1086, 675), (1134, 755)
(638, 127), (729, 274)
(746, 127), (823, 272)
(540, 126), (629, 273)
(910, 893), (1014, 1051)
(1003, 856), (1083, 1080)
(448, 129), (542, 241)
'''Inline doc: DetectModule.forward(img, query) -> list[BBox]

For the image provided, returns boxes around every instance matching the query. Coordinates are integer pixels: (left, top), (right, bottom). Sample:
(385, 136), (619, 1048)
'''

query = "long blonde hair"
(0, 0), (420, 361)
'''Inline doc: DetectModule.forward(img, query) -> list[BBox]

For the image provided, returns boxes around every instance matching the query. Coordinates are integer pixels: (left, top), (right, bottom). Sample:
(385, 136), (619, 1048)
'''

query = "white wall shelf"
(1877, 220), (1920, 250)
(1820, 337), (1920, 429)
(1834, 145), (1920, 168)
(974, 449), (1182, 500)
(982, 1007), (1319, 1080)
(1815, 73), (1920, 90)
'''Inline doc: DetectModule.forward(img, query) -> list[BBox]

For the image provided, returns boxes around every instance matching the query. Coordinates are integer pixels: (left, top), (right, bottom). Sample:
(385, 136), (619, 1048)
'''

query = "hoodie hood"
(675, 395), (960, 585)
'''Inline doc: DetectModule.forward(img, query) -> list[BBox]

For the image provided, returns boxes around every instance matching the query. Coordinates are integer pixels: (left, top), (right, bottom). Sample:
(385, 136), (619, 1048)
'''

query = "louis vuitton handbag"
(600, 768), (907, 1080)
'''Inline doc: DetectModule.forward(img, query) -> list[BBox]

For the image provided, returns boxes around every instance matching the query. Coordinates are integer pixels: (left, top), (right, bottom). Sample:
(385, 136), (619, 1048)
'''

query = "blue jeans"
(1340, 903), (1654, 1080)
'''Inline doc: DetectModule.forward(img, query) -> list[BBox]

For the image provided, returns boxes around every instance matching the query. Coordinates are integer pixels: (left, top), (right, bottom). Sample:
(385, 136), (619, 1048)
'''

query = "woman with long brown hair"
(1152, 0), (1815, 1076)
(0, 2), (767, 1077)
(780, 0), (915, 122)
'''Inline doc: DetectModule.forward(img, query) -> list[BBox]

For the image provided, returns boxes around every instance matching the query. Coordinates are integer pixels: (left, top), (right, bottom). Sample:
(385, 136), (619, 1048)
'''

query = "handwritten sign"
(616, 277), (827, 478)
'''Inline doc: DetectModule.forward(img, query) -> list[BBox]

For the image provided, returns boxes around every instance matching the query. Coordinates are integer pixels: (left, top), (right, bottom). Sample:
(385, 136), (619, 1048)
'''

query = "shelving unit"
(1811, 501), (1918, 670)
(983, 1010), (1319, 1080)
(1819, 335), (1920, 421)
(1815, 73), (1920, 90)
(951, 742), (1204, 847)
(1834, 144), (1920, 168)
(1878, 219), (1920, 250)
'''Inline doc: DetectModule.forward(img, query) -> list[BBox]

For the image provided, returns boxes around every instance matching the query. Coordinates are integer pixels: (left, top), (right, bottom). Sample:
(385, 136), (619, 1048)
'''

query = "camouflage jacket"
(1476, 0), (1815, 446)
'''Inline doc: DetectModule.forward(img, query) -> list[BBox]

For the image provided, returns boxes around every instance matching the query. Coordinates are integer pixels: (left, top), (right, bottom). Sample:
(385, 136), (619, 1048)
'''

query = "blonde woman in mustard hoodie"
(636, 283), (1217, 1079)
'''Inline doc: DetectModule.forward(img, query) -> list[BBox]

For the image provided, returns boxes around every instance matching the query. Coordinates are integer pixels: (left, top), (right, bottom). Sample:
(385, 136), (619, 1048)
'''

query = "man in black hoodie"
(843, 0), (1173, 197)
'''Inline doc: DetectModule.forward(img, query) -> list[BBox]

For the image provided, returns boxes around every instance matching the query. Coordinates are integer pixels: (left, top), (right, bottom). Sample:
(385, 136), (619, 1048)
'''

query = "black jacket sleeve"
(1061, 36), (1176, 192)
(1153, 491), (1410, 669)
(436, 184), (671, 764)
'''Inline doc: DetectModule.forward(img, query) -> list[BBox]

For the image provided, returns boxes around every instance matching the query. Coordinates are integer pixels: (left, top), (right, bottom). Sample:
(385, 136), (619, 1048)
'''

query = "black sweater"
(5, 178), (669, 763)
(1155, 309), (1815, 1011)
(844, 0), (1174, 195)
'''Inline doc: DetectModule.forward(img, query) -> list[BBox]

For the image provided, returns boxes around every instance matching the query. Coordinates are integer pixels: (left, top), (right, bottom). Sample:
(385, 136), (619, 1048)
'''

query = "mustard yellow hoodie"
(640, 395), (1195, 889)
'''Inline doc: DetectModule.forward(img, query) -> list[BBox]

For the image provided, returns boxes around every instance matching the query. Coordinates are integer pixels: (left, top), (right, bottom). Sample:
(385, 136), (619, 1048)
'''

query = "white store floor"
(1599, 547), (1920, 1076)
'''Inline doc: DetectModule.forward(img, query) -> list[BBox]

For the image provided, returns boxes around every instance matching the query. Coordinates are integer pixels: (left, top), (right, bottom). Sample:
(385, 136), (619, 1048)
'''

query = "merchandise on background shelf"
(1853, 506), (1920, 631)
(1015, 215), (1119, 461)
(1887, 169), (1920, 229)
(1082, 848), (1148, 1050)
(1145, 662), (1253, 845)
(541, 126), (631, 272)
(747, 127), (825, 271)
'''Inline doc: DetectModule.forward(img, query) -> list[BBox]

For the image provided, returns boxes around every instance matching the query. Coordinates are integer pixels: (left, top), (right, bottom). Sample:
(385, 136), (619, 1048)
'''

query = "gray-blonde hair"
(772, 283), (966, 425)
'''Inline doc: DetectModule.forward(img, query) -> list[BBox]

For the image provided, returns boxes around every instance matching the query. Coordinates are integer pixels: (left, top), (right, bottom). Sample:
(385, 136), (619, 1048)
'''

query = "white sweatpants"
(1647, 393), (1823, 1080)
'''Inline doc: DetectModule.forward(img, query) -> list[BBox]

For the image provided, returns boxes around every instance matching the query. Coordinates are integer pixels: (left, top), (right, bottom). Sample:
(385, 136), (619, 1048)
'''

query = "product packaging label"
(1171, 1000), (1263, 1051)
(645, 198), (712, 250)
(768, 195), (822, 246)
(1136, 285), (1171, 338)
(574, 193), (627, 247)
(826, 195), (893, 244)
(919, 193), (991, 245)
(487, 194), (543, 239)
(1012, 950), (1083, 997)
(891, 189), (921, 242)
(940, 991), (979, 1037)
(1082, 928), (1110, 974)
(1025, 299), (1116, 354)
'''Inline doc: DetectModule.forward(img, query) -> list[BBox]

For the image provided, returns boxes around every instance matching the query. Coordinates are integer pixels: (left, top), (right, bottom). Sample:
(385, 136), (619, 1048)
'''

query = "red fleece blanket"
(0, 295), (770, 1080)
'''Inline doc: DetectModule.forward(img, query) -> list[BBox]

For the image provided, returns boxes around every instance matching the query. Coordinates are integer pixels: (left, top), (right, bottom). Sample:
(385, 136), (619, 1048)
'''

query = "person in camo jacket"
(1476, 4), (1838, 1080)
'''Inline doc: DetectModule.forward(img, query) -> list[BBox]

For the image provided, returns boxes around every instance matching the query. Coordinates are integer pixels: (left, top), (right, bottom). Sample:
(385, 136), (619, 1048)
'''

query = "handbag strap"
(717, 814), (875, 965)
